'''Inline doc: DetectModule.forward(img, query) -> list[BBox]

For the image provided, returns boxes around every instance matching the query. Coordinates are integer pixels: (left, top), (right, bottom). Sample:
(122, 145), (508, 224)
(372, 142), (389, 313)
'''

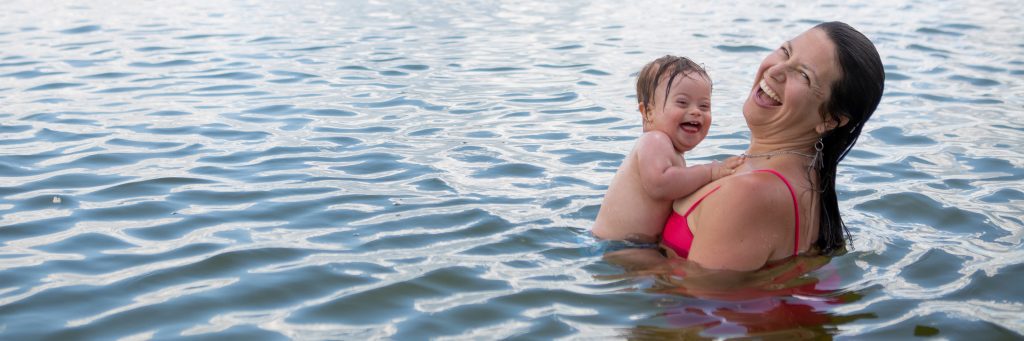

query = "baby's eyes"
(674, 100), (710, 110)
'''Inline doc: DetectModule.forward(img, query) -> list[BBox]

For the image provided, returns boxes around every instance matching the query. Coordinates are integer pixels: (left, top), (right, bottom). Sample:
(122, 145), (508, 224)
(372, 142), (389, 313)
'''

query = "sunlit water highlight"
(1, 0), (1022, 339)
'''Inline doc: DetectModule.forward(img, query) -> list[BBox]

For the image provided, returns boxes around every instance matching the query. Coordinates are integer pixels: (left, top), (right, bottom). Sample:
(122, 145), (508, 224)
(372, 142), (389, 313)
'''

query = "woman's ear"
(816, 113), (850, 134)
(836, 115), (850, 128)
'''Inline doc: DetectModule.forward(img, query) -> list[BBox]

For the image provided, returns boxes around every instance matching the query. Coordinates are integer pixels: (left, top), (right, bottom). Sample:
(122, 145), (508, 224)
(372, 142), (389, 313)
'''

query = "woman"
(598, 22), (884, 271)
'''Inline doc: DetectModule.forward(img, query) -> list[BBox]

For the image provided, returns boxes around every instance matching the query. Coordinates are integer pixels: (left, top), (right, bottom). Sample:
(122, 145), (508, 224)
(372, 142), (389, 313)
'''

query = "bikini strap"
(753, 169), (801, 255)
(683, 186), (721, 217)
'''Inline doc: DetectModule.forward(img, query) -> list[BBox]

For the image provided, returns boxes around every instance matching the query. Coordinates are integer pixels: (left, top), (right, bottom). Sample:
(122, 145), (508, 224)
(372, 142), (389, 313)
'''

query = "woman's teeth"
(759, 79), (782, 104)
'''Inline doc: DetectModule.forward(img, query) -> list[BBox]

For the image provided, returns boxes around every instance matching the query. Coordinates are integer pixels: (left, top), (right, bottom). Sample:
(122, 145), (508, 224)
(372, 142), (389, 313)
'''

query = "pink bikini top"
(662, 169), (801, 258)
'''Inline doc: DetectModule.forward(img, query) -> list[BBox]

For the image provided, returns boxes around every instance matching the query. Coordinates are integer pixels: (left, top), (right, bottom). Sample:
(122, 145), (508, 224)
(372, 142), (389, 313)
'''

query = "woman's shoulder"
(718, 169), (795, 200)
(699, 169), (796, 222)
(686, 169), (798, 270)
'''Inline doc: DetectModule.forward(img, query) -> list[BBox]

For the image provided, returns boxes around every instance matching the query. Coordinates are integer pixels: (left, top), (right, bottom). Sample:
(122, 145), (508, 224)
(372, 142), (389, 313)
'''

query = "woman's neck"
(746, 137), (816, 156)
(741, 152), (811, 170)
(742, 136), (819, 172)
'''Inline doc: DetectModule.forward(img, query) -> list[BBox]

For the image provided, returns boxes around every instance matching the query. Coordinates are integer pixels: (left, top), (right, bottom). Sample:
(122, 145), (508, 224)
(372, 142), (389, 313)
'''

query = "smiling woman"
(656, 21), (885, 271)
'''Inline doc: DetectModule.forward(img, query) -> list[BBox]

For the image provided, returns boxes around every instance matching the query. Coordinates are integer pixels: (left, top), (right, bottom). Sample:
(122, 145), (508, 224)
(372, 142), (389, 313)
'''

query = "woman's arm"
(685, 172), (794, 271)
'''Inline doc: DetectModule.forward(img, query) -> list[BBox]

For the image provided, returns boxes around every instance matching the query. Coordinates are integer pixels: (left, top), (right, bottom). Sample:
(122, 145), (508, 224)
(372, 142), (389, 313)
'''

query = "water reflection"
(2, 0), (1022, 338)
(601, 248), (875, 338)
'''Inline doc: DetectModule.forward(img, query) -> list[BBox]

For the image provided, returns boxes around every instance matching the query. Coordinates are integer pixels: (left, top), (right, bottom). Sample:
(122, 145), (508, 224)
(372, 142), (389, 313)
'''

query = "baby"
(593, 55), (742, 243)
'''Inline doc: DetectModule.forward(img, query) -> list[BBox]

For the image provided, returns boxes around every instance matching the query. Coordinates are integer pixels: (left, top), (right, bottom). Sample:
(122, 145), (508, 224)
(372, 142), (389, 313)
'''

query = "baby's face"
(647, 74), (712, 153)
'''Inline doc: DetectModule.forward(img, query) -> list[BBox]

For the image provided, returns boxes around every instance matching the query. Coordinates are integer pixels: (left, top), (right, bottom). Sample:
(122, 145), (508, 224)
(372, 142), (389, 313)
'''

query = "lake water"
(2, 0), (1022, 339)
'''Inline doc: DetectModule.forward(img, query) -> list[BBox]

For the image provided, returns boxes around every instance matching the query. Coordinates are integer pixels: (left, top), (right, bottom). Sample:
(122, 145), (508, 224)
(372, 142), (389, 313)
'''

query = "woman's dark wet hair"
(814, 21), (885, 255)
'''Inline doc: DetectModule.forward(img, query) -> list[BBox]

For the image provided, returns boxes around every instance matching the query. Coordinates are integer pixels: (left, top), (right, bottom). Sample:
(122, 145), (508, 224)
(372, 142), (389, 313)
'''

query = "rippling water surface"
(2, 0), (1022, 339)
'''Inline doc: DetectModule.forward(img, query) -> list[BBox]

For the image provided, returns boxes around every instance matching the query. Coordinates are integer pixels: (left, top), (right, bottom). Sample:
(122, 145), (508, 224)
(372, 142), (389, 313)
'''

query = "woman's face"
(743, 28), (841, 137)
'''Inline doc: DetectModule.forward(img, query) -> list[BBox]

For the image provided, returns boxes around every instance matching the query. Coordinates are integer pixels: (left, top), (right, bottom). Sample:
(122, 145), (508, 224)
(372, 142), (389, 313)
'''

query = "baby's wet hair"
(636, 55), (711, 114)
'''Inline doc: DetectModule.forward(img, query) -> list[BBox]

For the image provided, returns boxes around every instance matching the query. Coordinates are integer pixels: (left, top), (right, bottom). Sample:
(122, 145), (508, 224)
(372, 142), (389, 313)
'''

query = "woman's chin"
(741, 99), (759, 122)
(742, 98), (782, 125)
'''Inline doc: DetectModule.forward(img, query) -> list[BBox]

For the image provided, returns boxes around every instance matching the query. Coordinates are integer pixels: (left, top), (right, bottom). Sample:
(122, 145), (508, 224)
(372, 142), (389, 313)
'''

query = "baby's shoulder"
(637, 130), (670, 142)
(634, 131), (674, 150)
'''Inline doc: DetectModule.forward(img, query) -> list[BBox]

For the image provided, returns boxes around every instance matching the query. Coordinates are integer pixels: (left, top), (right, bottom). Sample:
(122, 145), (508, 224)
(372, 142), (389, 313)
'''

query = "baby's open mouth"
(680, 121), (702, 133)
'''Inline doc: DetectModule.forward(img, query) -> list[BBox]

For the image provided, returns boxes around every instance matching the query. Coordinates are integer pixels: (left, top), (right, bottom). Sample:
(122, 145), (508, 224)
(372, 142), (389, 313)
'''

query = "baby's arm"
(636, 133), (743, 200)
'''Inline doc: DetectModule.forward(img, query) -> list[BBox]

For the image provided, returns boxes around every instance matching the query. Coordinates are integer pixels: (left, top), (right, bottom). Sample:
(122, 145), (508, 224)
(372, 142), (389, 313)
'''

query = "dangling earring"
(808, 137), (825, 193)
(810, 137), (824, 171)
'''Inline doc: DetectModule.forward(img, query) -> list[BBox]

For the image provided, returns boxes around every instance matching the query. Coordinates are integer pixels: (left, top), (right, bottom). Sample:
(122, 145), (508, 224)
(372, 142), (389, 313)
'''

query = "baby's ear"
(638, 103), (651, 124)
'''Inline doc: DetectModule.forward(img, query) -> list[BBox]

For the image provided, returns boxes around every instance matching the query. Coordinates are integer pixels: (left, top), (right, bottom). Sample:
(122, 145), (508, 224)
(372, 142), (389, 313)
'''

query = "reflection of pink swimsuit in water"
(662, 169), (801, 258)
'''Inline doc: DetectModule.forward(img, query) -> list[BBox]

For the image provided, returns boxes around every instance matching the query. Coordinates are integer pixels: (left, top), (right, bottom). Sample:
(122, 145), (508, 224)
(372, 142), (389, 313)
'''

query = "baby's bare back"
(592, 149), (675, 243)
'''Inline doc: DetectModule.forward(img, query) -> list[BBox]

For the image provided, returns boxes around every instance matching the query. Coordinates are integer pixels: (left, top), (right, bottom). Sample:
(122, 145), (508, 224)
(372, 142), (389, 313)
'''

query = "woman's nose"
(766, 63), (786, 83)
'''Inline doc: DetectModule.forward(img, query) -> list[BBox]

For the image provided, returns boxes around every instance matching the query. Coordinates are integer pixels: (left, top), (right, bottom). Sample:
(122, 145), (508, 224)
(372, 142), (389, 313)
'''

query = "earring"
(809, 137), (826, 193)
(810, 137), (824, 171)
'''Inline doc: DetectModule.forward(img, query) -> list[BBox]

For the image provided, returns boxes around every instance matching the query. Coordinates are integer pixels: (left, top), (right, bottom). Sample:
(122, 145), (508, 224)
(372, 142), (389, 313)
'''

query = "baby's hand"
(710, 155), (745, 181)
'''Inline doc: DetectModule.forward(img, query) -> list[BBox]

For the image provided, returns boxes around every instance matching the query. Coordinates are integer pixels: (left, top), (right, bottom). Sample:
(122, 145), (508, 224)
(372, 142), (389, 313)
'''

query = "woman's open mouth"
(754, 78), (783, 107)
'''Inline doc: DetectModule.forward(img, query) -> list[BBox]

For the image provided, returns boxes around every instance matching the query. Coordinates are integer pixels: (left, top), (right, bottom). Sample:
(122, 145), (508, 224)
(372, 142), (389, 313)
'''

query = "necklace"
(741, 149), (815, 159)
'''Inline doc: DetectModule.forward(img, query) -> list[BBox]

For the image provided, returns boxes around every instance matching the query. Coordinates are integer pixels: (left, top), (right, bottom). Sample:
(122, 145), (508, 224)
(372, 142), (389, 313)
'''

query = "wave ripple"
(1, 0), (1022, 339)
